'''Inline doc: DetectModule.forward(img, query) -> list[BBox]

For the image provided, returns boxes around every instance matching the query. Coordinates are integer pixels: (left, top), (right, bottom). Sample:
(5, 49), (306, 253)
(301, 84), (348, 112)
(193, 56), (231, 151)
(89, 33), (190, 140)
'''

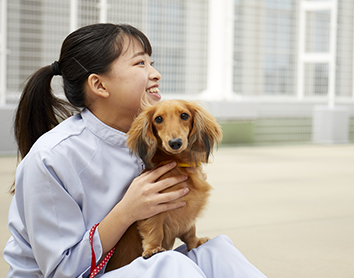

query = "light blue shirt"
(3, 109), (143, 278)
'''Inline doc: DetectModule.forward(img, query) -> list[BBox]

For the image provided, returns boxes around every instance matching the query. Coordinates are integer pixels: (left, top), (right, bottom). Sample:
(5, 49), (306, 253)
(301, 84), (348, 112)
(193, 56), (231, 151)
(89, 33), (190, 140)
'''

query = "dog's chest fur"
(139, 166), (211, 249)
(161, 167), (210, 220)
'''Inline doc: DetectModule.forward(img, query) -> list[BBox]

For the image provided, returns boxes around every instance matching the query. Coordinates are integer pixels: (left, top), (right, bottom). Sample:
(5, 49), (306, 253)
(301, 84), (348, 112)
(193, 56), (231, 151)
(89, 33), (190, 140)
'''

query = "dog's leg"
(179, 225), (210, 251)
(162, 236), (176, 251)
(137, 216), (166, 259)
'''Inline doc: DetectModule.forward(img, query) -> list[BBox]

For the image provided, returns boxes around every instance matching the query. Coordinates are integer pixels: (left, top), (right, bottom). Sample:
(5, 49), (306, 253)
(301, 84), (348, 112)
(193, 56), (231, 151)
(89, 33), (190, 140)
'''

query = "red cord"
(89, 223), (116, 278)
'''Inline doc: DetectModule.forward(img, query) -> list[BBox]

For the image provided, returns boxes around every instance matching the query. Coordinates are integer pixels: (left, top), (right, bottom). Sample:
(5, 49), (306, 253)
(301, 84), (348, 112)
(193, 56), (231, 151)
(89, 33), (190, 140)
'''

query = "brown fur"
(106, 100), (222, 271)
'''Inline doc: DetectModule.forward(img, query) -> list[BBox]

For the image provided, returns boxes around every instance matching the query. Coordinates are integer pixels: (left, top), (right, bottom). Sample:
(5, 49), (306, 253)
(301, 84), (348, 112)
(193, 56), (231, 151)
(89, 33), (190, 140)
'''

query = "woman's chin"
(142, 92), (161, 106)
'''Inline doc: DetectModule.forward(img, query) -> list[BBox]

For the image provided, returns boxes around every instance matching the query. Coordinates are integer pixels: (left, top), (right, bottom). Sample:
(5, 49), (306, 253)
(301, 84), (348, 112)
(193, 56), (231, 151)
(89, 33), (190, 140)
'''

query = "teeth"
(147, 87), (160, 94)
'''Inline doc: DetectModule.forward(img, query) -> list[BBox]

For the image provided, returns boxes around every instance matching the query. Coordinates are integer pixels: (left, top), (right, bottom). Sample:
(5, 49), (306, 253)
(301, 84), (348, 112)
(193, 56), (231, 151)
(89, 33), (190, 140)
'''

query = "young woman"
(3, 23), (267, 278)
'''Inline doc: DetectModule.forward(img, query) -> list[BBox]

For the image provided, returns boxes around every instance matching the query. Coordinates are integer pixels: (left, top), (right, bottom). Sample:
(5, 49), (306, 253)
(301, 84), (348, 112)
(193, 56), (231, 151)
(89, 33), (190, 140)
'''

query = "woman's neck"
(87, 107), (133, 133)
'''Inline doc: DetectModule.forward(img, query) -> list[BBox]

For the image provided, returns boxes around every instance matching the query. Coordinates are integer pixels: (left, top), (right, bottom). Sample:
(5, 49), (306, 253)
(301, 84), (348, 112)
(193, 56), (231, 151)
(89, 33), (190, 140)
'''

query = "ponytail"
(14, 65), (76, 160)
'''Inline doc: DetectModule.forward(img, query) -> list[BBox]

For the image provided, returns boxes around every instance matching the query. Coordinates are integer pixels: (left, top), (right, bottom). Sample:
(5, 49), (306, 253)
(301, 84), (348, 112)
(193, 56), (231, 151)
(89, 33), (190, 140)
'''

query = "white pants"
(99, 235), (267, 278)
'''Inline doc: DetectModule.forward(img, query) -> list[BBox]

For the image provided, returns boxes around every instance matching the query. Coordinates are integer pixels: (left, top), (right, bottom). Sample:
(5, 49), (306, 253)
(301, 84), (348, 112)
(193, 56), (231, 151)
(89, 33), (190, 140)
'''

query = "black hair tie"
(51, 61), (62, 76)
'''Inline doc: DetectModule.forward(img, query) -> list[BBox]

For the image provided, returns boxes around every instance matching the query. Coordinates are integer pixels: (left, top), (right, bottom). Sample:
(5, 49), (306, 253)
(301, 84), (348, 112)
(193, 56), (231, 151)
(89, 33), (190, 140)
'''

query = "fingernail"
(170, 161), (177, 167)
(184, 188), (189, 194)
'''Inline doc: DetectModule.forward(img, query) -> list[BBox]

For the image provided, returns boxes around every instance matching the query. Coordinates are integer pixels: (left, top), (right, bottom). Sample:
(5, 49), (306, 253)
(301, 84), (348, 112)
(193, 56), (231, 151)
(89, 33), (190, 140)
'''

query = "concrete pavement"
(1, 145), (354, 277)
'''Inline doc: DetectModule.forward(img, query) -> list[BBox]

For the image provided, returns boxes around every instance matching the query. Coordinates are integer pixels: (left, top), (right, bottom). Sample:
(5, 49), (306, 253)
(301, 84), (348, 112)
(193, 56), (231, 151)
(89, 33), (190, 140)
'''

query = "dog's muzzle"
(168, 138), (183, 150)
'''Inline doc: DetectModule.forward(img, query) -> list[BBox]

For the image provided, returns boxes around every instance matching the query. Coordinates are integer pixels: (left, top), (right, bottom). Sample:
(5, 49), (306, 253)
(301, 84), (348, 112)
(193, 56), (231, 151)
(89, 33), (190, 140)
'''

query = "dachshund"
(106, 99), (223, 271)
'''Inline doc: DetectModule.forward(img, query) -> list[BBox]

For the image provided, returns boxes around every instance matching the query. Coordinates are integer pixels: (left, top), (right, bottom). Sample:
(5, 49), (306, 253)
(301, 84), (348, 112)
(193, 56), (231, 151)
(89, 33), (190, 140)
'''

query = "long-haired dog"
(106, 99), (222, 271)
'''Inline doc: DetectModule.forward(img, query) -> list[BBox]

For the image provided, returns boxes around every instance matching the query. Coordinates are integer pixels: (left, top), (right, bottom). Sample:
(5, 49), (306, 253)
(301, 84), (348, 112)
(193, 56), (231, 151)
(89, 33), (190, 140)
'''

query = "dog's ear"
(188, 102), (223, 163)
(127, 108), (157, 169)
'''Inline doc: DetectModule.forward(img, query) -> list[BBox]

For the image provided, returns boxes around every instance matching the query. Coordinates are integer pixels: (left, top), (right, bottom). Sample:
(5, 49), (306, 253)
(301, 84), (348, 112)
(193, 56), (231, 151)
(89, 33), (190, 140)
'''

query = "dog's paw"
(197, 237), (210, 247)
(142, 246), (166, 259)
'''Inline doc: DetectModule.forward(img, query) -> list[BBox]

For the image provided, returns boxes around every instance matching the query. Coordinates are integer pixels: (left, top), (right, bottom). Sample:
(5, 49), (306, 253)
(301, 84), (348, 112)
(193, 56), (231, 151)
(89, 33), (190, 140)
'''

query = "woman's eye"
(138, 61), (145, 66)
(180, 113), (190, 120)
(150, 61), (155, 67)
(155, 116), (163, 124)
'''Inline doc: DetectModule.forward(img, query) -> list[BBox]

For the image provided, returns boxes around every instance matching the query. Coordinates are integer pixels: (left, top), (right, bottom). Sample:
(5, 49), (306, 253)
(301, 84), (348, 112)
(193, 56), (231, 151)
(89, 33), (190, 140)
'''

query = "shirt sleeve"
(14, 147), (103, 278)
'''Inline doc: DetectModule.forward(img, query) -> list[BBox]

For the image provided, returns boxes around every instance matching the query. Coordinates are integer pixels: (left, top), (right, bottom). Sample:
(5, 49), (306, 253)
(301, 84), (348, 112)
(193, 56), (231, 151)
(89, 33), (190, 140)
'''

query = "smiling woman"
(4, 23), (268, 278)
(86, 37), (161, 133)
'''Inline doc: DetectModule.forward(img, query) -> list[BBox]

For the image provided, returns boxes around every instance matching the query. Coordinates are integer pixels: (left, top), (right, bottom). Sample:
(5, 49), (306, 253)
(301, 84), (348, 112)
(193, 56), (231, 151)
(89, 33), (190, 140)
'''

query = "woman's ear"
(87, 74), (110, 98)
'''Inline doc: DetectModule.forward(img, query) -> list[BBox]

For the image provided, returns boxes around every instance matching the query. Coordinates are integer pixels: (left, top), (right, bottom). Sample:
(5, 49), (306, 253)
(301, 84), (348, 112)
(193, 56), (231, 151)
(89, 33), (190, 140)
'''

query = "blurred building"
(0, 0), (353, 153)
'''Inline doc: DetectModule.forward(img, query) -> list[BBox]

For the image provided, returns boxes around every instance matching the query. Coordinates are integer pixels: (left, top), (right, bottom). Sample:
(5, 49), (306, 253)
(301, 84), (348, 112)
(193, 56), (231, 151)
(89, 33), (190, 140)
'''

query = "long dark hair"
(12, 23), (152, 193)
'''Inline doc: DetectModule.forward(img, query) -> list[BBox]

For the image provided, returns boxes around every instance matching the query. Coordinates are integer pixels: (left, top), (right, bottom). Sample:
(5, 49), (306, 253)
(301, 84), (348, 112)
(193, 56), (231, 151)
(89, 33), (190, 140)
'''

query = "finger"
(155, 175), (188, 192)
(156, 188), (188, 213)
(145, 162), (177, 182)
(139, 169), (153, 177)
(156, 187), (189, 205)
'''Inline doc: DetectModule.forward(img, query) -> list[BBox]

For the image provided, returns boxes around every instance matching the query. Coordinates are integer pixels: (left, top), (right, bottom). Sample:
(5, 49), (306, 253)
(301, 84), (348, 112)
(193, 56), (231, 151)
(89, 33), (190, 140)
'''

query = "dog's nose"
(169, 138), (183, 150)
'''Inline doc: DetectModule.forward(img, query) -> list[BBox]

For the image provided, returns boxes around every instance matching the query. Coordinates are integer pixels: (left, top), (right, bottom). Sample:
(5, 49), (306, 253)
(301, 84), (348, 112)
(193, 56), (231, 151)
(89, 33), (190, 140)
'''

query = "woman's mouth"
(146, 87), (161, 99)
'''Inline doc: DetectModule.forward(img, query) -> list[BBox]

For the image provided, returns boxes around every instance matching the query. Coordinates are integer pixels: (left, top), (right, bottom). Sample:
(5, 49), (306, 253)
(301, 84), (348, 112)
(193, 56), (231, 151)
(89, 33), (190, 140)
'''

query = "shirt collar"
(81, 108), (128, 147)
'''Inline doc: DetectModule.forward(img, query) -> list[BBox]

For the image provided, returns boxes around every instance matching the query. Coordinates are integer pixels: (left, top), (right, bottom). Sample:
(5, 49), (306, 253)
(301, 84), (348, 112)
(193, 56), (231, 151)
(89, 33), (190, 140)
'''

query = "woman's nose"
(149, 66), (161, 81)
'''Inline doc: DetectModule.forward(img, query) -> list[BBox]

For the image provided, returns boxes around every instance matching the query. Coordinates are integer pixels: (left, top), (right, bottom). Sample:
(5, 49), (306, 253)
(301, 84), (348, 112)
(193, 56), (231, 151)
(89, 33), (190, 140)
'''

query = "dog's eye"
(180, 113), (190, 120)
(155, 116), (163, 124)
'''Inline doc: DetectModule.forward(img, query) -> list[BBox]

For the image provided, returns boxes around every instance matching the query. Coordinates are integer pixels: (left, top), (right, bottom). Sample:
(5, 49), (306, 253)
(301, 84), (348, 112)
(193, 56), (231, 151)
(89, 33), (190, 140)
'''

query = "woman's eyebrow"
(130, 51), (146, 59)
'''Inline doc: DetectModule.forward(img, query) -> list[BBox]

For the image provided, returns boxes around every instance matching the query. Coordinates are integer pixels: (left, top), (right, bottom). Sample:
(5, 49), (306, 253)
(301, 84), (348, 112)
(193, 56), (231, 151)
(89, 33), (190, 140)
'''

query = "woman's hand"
(98, 161), (189, 254)
(120, 161), (189, 223)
